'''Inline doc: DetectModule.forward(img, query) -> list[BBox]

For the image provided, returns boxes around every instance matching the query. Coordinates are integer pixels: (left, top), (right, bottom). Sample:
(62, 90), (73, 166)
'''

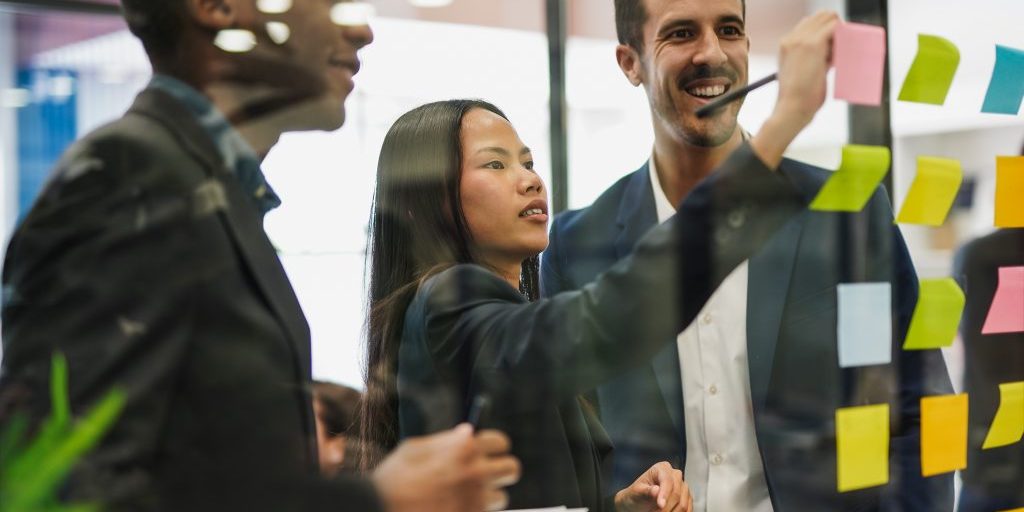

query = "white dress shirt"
(649, 157), (774, 512)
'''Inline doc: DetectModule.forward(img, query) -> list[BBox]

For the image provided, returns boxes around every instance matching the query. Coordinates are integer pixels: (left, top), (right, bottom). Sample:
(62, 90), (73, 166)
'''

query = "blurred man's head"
(120, 0), (373, 131)
(614, 0), (748, 148)
(312, 381), (362, 476)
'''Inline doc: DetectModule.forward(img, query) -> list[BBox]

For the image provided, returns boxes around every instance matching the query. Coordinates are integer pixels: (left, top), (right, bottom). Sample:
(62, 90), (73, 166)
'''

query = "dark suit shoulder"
(551, 169), (639, 236)
(417, 264), (524, 314)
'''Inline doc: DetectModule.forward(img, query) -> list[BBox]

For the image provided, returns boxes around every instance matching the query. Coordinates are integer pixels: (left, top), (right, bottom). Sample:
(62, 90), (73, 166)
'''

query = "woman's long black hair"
(359, 100), (541, 469)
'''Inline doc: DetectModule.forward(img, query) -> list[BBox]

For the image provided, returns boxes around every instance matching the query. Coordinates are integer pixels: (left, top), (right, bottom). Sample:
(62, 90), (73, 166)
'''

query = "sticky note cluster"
(920, 394), (968, 477)
(836, 404), (890, 492)
(896, 157), (962, 226)
(810, 145), (891, 213)
(834, 22), (887, 106)
(996, 156), (1024, 228)
(897, 35), (1024, 115)
(983, 382), (1024, 450)
(903, 278), (965, 350)
(983, 266), (1024, 335)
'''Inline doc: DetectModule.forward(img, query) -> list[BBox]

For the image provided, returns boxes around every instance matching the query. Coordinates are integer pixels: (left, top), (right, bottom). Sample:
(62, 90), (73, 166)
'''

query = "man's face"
(629, 0), (748, 147)
(229, 0), (373, 130)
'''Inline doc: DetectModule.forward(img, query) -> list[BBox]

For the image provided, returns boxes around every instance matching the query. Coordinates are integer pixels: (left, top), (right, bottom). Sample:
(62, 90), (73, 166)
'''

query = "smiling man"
(542, 0), (954, 510)
(0, 1), (518, 511)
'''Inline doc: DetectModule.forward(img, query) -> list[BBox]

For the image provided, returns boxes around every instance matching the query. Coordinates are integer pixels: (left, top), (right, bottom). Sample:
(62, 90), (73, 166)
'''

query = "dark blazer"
(396, 144), (805, 511)
(953, 229), (1024, 511)
(0, 89), (381, 511)
(542, 158), (955, 511)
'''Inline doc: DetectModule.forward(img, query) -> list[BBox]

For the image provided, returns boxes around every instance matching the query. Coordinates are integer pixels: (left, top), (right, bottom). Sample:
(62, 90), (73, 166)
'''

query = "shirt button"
(708, 384), (718, 395)
(701, 313), (713, 325)
(728, 210), (746, 228)
(712, 453), (724, 465)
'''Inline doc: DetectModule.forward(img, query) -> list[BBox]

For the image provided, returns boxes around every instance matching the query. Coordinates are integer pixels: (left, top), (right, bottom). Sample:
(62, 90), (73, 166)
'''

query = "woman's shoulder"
(413, 263), (525, 313)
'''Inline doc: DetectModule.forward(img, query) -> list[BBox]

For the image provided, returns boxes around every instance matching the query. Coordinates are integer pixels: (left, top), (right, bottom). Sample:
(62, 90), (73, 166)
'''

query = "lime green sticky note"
(896, 157), (963, 226)
(921, 394), (968, 477)
(810, 145), (891, 212)
(903, 278), (966, 350)
(837, 404), (890, 492)
(898, 34), (961, 105)
(983, 381), (1024, 450)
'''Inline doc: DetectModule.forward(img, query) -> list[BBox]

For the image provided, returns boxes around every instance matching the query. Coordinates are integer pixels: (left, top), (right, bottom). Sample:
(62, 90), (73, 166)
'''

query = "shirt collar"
(648, 128), (751, 224)
(648, 153), (677, 224)
(147, 74), (282, 215)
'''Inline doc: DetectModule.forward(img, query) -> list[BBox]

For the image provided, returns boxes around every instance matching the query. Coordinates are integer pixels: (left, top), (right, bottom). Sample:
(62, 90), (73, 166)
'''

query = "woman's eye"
(485, 161), (505, 170)
(523, 161), (535, 171)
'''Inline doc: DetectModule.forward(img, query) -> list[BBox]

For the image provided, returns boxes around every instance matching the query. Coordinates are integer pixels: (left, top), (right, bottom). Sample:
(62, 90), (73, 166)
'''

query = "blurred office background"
(0, 0), (1020, 401)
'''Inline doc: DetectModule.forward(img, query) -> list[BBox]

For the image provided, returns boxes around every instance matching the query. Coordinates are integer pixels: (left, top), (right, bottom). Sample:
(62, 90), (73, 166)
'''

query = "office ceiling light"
(331, 2), (375, 26)
(214, 29), (258, 53)
(266, 22), (291, 44)
(409, 0), (454, 6)
(257, 0), (292, 13)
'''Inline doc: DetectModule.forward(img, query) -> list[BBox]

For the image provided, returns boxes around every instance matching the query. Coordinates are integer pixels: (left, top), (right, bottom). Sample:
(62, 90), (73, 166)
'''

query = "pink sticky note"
(983, 266), (1024, 334)
(834, 22), (888, 106)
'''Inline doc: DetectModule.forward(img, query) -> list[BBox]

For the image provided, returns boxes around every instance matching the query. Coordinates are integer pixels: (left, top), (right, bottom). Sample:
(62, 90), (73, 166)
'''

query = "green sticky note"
(837, 404), (890, 492)
(810, 145), (891, 212)
(898, 34), (961, 105)
(896, 157), (963, 226)
(903, 279), (966, 350)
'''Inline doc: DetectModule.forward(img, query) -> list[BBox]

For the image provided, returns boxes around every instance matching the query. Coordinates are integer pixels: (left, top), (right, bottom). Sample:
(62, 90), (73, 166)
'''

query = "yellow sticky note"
(996, 156), (1024, 227)
(896, 157), (963, 226)
(996, 508), (1024, 512)
(811, 145), (892, 212)
(983, 381), (1024, 449)
(921, 394), (968, 476)
(903, 278), (966, 350)
(837, 404), (890, 492)
(898, 34), (961, 105)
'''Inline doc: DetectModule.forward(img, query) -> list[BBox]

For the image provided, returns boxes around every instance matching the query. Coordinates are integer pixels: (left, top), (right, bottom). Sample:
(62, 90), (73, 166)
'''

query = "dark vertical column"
(846, 0), (894, 199)
(545, 0), (569, 214)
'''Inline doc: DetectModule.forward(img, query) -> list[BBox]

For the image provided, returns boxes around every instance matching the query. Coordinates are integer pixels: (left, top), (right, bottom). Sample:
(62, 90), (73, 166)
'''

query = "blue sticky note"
(982, 45), (1024, 115)
(838, 283), (892, 368)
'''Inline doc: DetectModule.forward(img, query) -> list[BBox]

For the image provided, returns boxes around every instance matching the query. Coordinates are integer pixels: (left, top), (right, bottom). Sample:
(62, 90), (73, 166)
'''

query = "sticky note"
(996, 156), (1024, 228)
(903, 278), (966, 350)
(920, 394), (968, 477)
(896, 157), (963, 226)
(838, 282), (892, 368)
(898, 34), (960, 105)
(996, 508), (1024, 512)
(982, 266), (1024, 335)
(834, 22), (887, 106)
(982, 45), (1024, 115)
(810, 145), (891, 213)
(983, 381), (1024, 449)
(837, 404), (890, 492)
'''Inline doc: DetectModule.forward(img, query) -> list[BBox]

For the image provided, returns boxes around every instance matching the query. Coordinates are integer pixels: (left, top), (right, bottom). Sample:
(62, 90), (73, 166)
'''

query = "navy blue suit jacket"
(542, 158), (955, 511)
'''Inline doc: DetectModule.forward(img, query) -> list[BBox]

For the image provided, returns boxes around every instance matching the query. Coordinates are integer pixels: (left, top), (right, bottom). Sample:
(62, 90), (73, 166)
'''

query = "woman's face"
(459, 108), (549, 270)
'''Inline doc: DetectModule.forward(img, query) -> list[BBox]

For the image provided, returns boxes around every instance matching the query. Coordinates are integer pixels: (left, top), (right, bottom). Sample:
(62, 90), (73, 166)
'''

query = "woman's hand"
(614, 461), (692, 512)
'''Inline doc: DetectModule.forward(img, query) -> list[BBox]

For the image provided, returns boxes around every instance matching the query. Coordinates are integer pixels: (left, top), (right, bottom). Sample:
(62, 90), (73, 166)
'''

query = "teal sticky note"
(838, 283), (893, 368)
(982, 45), (1024, 115)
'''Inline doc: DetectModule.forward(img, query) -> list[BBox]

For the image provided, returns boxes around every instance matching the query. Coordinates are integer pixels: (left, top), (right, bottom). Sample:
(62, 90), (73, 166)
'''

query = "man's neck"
(652, 129), (744, 206)
(205, 83), (285, 159)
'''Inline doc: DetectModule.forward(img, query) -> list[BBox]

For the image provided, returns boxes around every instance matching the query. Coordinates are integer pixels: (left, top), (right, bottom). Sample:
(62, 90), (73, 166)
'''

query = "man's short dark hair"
(120, 0), (187, 58)
(615, 0), (747, 51)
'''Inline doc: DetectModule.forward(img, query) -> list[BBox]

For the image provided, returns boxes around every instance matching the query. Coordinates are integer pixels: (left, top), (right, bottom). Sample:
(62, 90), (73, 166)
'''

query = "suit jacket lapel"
(747, 160), (820, 413)
(128, 89), (313, 380)
(614, 165), (686, 440)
